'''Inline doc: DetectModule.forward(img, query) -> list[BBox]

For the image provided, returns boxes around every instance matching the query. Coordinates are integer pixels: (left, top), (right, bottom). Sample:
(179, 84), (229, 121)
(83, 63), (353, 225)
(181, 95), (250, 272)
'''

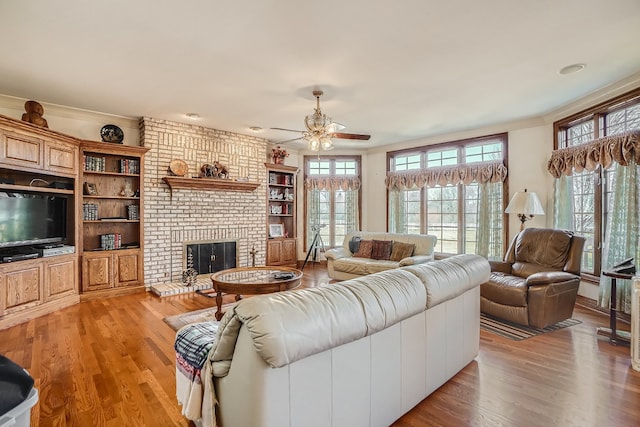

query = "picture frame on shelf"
(269, 223), (284, 238)
(270, 205), (282, 215)
(84, 182), (98, 195)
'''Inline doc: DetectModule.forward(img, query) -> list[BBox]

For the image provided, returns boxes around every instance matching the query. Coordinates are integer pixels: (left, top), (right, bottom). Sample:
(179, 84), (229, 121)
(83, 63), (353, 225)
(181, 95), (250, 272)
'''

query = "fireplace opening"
(184, 240), (237, 275)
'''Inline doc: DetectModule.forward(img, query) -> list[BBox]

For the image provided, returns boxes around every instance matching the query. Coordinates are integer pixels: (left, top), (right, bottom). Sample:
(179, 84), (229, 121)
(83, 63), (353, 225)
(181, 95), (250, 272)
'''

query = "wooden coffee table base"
(211, 266), (303, 320)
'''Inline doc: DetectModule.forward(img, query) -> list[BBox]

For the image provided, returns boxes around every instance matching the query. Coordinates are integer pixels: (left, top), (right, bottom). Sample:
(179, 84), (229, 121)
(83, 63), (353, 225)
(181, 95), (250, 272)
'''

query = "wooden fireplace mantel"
(162, 176), (261, 194)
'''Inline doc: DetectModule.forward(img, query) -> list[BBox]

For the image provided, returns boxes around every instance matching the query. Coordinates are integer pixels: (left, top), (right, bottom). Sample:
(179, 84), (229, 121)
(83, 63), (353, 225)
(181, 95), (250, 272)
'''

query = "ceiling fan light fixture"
(308, 136), (320, 151)
(274, 89), (369, 151)
(320, 136), (334, 150)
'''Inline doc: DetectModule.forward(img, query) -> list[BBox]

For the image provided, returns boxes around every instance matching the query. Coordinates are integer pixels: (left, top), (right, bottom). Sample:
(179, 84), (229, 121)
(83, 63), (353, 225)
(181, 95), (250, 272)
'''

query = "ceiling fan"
(271, 90), (371, 151)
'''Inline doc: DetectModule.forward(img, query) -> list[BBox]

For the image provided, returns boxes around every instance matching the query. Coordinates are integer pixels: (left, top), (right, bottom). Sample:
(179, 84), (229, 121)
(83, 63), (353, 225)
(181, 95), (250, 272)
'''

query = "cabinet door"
(45, 141), (77, 175)
(0, 132), (43, 170)
(1, 263), (43, 315)
(82, 253), (113, 291)
(45, 256), (77, 301)
(114, 251), (140, 287)
(282, 239), (297, 264)
(267, 240), (282, 265)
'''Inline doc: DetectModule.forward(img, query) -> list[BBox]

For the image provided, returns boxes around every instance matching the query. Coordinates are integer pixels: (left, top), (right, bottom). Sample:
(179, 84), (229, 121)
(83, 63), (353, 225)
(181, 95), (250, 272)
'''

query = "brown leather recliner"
(481, 228), (585, 329)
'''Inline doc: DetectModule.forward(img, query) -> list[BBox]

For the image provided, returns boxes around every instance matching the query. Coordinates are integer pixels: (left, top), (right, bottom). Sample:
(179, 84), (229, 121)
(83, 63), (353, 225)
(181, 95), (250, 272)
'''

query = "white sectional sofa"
(324, 231), (438, 280)
(177, 254), (490, 427)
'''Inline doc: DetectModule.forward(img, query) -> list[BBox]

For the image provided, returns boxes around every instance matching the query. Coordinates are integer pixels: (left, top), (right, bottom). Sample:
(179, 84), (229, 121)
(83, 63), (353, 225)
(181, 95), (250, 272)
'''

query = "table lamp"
(505, 188), (545, 231)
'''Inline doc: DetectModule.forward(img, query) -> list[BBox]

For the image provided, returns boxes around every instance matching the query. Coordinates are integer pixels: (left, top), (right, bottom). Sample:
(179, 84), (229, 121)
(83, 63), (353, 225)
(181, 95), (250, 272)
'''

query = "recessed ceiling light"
(249, 126), (263, 133)
(559, 63), (586, 75)
(185, 113), (200, 120)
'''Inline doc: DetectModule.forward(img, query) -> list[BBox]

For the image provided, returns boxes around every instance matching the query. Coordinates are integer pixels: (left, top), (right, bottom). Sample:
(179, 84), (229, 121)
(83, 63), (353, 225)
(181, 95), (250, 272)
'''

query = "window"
(304, 156), (361, 250)
(387, 134), (507, 259)
(553, 88), (640, 280)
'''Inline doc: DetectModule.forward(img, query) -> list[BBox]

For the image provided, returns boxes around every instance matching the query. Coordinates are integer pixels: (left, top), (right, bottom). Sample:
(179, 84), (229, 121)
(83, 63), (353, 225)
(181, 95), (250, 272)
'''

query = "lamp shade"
(505, 189), (545, 216)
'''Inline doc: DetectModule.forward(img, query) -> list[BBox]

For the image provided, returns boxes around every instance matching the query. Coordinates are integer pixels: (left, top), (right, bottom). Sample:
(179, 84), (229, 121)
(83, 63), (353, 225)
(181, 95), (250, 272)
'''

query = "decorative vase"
(273, 156), (284, 164)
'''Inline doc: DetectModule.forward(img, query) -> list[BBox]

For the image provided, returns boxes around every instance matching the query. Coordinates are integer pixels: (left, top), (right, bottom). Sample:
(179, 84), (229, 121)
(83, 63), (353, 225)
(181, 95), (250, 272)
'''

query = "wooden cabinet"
(45, 140), (78, 175)
(266, 163), (298, 266)
(82, 249), (141, 293)
(0, 255), (78, 328)
(44, 255), (77, 301)
(0, 129), (77, 177)
(0, 115), (80, 329)
(267, 239), (297, 265)
(79, 141), (148, 299)
(0, 261), (43, 316)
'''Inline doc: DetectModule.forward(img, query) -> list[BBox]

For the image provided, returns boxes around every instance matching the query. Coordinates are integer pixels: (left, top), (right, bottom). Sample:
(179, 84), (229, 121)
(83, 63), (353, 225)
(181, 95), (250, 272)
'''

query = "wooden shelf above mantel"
(162, 176), (261, 193)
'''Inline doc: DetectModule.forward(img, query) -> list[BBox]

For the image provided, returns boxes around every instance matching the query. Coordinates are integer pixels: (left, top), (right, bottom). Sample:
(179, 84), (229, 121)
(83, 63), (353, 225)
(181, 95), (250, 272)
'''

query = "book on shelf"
(83, 155), (106, 172)
(100, 233), (122, 250)
(119, 159), (140, 174)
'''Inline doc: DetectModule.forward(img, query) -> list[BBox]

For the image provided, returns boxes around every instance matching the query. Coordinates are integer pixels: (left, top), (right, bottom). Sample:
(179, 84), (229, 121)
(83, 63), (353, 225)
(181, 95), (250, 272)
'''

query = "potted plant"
(271, 146), (289, 164)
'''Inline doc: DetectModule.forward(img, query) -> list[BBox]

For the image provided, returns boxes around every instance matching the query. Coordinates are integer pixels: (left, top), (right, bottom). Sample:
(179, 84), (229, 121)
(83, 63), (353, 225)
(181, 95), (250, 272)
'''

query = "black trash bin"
(0, 355), (38, 427)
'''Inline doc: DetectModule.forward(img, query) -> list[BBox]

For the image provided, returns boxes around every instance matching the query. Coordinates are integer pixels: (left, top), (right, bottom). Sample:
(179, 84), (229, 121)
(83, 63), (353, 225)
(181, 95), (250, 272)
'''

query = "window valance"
(547, 130), (640, 178)
(304, 176), (361, 191)
(385, 161), (507, 190)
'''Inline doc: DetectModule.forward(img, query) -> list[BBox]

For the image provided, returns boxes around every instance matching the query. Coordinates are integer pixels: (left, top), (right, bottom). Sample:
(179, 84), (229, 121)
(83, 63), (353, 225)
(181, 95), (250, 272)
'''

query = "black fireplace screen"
(185, 241), (237, 274)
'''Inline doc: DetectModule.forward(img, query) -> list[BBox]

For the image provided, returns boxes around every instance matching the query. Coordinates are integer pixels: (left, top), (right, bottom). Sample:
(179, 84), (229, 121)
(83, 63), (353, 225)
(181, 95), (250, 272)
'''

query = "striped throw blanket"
(175, 321), (219, 423)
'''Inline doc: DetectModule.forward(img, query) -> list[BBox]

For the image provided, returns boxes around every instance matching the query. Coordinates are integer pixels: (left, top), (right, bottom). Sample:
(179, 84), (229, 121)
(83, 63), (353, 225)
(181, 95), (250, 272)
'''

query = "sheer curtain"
(598, 159), (640, 314)
(388, 189), (407, 233)
(476, 182), (503, 259)
(553, 174), (574, 230)
(344, 189), (360, 234)
(306, 189), (322, 249)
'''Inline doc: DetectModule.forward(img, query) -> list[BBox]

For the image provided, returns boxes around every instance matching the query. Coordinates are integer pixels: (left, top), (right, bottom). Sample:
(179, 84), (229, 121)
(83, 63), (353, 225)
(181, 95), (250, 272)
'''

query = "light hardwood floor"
(1, 264), (639, 426)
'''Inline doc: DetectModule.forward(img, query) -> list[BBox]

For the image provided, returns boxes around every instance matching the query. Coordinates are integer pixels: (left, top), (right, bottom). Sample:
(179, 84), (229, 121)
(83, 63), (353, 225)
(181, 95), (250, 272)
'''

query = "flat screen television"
(0, 192), (67, 249)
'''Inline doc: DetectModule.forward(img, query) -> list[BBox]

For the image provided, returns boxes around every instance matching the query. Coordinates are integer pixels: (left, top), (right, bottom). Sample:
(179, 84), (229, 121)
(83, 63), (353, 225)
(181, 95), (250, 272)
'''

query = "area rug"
(163, 303), (236, 331)
(480, 313), (582, 341)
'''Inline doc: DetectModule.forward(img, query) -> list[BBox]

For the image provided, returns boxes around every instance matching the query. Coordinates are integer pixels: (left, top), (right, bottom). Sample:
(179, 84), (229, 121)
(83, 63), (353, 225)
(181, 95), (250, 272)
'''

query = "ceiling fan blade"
(276, 136), (303, 144)
(330, 132), (371, 141)
(270, 127), (303, 133)
(326, 122), (346, 133)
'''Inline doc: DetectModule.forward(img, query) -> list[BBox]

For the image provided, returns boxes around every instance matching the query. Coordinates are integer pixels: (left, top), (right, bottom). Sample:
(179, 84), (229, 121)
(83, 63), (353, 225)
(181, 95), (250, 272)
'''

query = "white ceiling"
(1, 0), (640, 150)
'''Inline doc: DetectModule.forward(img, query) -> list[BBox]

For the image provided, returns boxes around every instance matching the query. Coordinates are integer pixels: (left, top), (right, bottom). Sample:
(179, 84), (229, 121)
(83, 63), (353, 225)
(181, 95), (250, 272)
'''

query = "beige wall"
(2, 70), (639, 295)
(0, 95), (139, 145)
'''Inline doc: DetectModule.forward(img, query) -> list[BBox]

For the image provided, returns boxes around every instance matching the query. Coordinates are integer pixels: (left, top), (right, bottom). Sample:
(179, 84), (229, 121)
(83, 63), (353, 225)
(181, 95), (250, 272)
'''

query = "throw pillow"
(371, 240), (393, 260)
(353, 239), (373, 258)
(390, 242), (416, 262)
(348, 236), (362, 254)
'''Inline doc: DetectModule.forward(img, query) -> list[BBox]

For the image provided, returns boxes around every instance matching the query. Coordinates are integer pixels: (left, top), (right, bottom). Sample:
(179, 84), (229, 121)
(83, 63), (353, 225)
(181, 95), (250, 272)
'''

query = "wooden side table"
(596, 270), (634, 345)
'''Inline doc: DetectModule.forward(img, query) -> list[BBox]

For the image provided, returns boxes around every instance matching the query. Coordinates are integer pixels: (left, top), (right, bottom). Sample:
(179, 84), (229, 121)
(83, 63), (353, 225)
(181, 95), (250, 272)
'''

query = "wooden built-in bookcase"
(79, 141), (149, 299)
(265, 163), (298, 266)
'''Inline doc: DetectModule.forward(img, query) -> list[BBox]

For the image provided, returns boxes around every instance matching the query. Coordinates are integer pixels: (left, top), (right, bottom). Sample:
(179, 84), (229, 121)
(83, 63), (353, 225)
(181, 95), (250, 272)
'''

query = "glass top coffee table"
(211, 266), (303, 320)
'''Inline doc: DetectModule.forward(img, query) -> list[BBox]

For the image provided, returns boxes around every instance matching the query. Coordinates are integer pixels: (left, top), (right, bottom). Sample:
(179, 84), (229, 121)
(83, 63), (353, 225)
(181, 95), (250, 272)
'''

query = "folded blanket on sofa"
(175, 321), (219, 369)
(175, 322), (219, 423)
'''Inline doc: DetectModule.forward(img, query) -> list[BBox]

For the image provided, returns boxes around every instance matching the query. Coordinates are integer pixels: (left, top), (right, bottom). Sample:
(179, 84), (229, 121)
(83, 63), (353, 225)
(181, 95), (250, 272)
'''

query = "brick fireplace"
(140, 117), (268, 287)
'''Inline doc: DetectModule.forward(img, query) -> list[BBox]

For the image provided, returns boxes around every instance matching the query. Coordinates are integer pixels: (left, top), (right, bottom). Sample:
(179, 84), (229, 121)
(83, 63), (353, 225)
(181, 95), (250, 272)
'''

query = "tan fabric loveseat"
(324, 231), (437, 280)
